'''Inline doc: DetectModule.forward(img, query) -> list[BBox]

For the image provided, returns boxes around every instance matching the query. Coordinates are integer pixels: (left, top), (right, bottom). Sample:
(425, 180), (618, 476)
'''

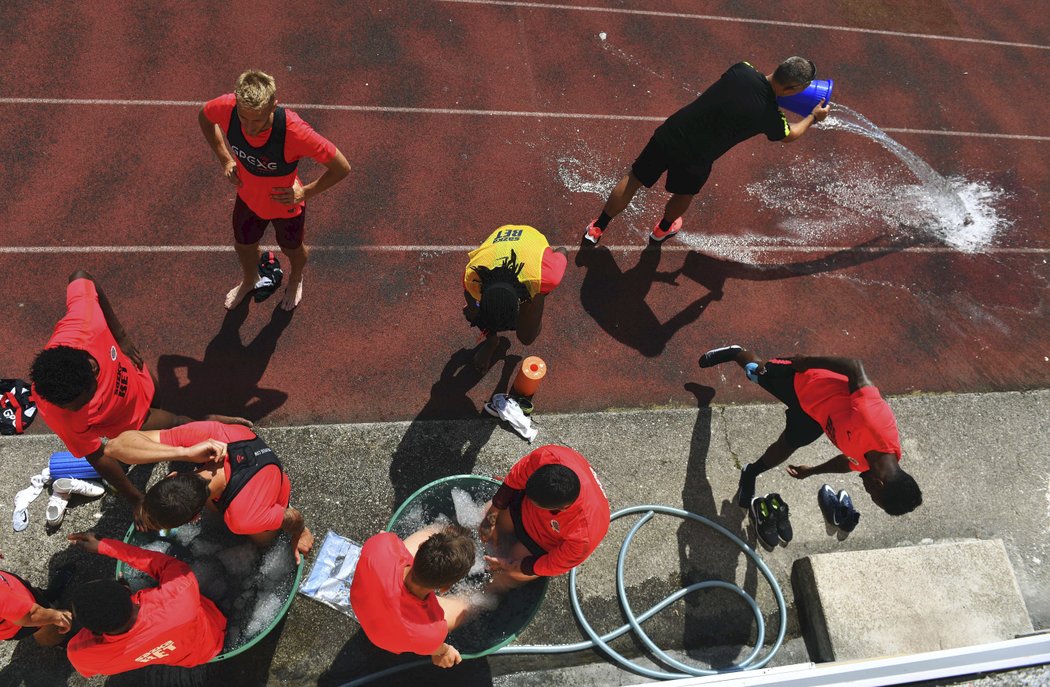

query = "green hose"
(340, 504), (786, 686)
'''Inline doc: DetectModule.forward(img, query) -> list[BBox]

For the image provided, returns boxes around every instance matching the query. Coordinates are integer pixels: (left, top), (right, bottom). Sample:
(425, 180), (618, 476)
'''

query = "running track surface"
(1, 1), (1048, 428)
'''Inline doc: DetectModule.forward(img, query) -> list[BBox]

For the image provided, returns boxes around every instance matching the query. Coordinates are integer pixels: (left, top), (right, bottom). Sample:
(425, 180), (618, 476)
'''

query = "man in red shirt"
(65, 531), (226, 677)
(104, 421), (313, 562)
(199, 69), (351, 311)
(30, 271), (249, 522)
(0, 563), (72, 646)
(480, 445), (610, 587)
(350, 525), (475, 668)
(699, 345), (922, 515)
(463, 225), (568, 370)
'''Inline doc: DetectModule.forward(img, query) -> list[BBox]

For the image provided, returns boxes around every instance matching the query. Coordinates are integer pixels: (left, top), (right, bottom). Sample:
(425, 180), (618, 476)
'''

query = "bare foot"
(472, 337), (500, 372)
(225, 282), (255, 310)
(204, 414), (253, 428)
(280, 279), (303, 311)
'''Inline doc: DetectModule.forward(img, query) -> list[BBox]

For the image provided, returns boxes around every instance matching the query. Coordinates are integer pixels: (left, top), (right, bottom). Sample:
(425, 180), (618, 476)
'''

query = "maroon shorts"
(232, 196), (306, 249)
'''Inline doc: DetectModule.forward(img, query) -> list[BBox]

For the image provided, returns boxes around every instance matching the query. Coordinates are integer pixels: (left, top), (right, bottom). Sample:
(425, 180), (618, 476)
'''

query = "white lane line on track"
(1, 97), (1047, 142)
(1, 245), (1047, 255)
(437, 0), (1050, 51)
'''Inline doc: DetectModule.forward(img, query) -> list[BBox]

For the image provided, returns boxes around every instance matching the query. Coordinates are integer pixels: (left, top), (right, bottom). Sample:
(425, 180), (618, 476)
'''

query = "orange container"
(512, 356), (547, 397)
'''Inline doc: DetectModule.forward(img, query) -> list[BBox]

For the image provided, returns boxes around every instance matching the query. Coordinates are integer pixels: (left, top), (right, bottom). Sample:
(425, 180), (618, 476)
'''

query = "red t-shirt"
(202, 93), (338, 220)
(502, 445), (611, 577)
(159, 421), (290, 535)
(33, 279), (155, 458)
(794, 369), (902, 472)
(67, 539), (226, 677)
(349, 533), (447, 656)
(0, 571), (35, 640)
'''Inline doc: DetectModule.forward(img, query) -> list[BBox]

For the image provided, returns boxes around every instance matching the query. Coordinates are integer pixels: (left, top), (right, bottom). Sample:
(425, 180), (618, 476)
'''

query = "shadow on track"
(576, 236), (911, 358)
(388, 344), (520, 507)
(153, 300), (293, 424)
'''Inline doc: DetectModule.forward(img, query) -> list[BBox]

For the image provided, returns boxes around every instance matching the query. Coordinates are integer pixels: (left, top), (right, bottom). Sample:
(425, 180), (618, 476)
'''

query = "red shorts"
(232, 196), (306, 249)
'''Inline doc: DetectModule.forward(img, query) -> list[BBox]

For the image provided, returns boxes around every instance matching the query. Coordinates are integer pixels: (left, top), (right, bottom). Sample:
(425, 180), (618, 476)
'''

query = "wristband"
(745, 362), (760, 383)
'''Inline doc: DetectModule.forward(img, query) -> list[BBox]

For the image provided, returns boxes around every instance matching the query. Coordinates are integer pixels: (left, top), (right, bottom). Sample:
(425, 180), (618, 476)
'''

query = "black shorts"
(232, 196), (306, 249)
(631, 136), (712, 195)
(509, 492), (548, 558)
(758, 360), (825, 449)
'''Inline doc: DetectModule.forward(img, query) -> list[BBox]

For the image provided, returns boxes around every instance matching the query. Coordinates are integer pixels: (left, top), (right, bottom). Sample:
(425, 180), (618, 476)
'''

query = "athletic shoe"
(253, 251), (284, 303)
(699, 345), (743, 368)
(735, 465), (757, 508)
(649, 217), (682, 242)
(838, 490), (860, 533)
(817, 484), (841, 527)
(45, 492), (69, 527)
(582, 220), (604, 245)
(749, 497), (780, 548)
(766, 493), (793, 544)
(52, 478), (105, 499)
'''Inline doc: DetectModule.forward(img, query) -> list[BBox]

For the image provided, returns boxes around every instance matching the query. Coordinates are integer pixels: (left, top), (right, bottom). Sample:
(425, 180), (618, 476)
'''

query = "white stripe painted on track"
(437, 0), (1050, 51)
(1, 97), (1047, 142)
(0, 244), (1047, 255)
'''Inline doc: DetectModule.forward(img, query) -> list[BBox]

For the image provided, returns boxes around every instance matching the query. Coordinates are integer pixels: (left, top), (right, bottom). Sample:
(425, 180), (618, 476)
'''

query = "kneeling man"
(105, 420), (313, 561)
(480, 445), (610, 587)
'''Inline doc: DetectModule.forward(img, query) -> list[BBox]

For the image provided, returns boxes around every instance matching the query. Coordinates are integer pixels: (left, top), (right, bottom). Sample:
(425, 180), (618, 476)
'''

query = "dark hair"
(72, 579), (133, 634)
(29, 346), (94, 405)
(142, 474), (211, 528)
(881, 470), (922, 516)
(772, 56), (816, 88)
(473, 250), (531, 333)
(525, 464), (580, 510)
(413, 524), (476, 589)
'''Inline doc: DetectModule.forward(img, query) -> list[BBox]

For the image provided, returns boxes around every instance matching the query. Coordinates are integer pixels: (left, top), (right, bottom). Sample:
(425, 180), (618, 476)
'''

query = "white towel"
(485, 394), (538, 442)
(12, 466), (50, 532)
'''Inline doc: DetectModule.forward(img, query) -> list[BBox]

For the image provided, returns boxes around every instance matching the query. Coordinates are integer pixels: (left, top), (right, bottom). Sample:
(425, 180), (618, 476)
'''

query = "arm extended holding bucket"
(782, 99), (830, 142)
(105, 430), (227, 465)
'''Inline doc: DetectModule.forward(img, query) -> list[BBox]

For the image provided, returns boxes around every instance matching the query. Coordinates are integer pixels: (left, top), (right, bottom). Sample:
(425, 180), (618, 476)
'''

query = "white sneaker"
(45, 492), (70, 526)
(53, 478), (106, 499)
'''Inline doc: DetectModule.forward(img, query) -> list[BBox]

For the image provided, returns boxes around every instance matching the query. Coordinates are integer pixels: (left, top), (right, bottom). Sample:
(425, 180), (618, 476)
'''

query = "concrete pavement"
(1, 387), (1049, 686)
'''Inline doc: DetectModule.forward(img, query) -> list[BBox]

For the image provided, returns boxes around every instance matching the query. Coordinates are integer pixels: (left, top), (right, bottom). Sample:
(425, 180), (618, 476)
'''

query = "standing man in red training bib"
(480, 445), (610, 588)
(199, 69), (350, 311)
(698, 345), (922, 516)
(582, 57), (828, 246)
(29, 271), (249, 522)
(65, 532), (226, 678)
(350, 524), (476, 668)
(104, 421), (313, 562)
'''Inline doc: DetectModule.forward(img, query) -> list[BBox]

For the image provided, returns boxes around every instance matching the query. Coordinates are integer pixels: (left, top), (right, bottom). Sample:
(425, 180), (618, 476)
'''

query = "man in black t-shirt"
(582, 57), (830, 245)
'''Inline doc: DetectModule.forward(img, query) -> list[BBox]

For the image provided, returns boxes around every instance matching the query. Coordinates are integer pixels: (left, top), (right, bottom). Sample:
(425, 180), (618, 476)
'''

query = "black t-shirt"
(652, 62), (789, 164)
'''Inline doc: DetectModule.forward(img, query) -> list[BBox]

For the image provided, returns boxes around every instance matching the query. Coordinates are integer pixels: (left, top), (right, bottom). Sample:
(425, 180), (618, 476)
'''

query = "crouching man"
(104, 420), (314, 562)
(350, 524), (476, 668)
(65, 532), (226, 678)
(480, 445), (611, 589)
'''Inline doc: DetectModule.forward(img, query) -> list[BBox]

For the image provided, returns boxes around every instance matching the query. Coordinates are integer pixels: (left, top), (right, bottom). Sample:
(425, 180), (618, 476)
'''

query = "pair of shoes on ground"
(45, 478), (106, 527)
(818, 484), (860, 534)
(582, 217), (682, 245)
(253, 251), (284, 303)
(750, 493), (792, 548)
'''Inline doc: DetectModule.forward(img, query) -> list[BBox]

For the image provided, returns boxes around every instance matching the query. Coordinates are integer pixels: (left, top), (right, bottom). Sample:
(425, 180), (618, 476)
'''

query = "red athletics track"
(0, 1), (1048, 428)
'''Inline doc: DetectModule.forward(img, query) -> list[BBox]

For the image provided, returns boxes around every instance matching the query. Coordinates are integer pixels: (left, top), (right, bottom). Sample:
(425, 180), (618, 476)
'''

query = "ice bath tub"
(385, 475), (548, 658)
(115, 517), (304, 661)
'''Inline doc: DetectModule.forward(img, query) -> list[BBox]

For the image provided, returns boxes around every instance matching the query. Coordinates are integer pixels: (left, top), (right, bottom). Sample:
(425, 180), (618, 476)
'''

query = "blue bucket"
(776, 78), (833, 117)
(48, 451), (101, 480)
